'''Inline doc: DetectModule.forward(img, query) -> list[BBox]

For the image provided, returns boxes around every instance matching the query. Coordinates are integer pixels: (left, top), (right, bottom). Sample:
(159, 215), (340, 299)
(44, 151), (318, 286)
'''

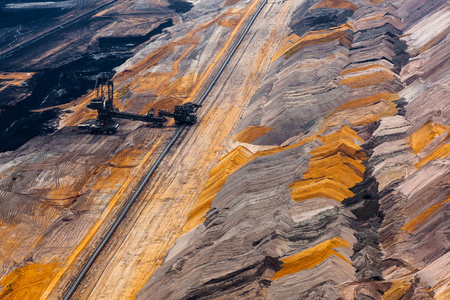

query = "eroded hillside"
(139, 0), (450, 299)
(0, 0), (448, 299)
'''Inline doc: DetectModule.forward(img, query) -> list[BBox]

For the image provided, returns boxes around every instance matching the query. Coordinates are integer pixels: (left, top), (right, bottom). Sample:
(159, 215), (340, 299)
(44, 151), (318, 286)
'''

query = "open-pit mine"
(0, 0), (449, 299)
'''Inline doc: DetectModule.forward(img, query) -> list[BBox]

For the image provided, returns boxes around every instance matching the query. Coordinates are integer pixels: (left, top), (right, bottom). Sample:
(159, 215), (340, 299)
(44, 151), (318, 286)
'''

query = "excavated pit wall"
(1, 0), (447, 298)
(140, 0), (360, 298)
(139, 0), (450, 298)
(341, 2), (409, 289)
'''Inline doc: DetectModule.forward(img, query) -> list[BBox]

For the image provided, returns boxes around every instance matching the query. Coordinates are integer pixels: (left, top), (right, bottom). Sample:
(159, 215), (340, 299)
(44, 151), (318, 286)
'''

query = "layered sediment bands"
(378, 161), (450, 298)
(284, 23), (353, 59)
(409, 121), (449, 155)
(313, 0), (359, 11)
(290, 0), (356, 36)
(1, 0), (301, 297)
(229, 0), (362, 146)
(1, 0), (449, 298)
(140, 0), (449, 299)
(337, 4), (411, 294)
(0, 124), (167, 299)
(362, 0), (450, 298)
(232, 125), (274, 143)
(272, 236), (352, 280)
(233, 39), (352, 145)
(139, 115), (370, 299)
(62, 0), (310, 298)
(289, 125), (365, 202)
(139, 3), (365, 292)
(181, 145), (253, 233)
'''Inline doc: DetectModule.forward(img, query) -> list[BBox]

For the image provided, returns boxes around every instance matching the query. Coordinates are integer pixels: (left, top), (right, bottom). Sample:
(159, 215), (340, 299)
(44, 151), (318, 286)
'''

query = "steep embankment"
(0, 0), (301, 299)
(139, 0), (449, 299)
(0, 0), (447, 299)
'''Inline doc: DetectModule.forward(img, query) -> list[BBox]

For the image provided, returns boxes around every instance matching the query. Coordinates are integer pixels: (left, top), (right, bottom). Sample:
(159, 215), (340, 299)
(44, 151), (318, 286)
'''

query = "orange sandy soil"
(0, 0), (275, 299)
(402, 195), (450, 233)
(0, 72), (34, 84)
(1, 0), (430, 297)
(54, 6), (251, 128)
(271, 22), (353, 62)
(51, 3), (257, 299)
(383, 280), (413, 300)
(289, 125), (365, 202)
(45, 0), (298, 299)
(0, 72), (35, 93)
(0, 262), (60, 300)
(312, 0), (359, 11)
(181, 26), (413, 282)
(128, 2), (449, 298)
(273, 237), (352, 280)
(409, 121), (449, 154)
(0, 127), (174, 299)
(232, 125), (274, 143)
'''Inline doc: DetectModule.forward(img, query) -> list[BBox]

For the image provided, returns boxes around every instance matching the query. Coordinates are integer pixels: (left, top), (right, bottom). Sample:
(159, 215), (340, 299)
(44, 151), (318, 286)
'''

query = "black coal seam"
(342, 56), (395, 69)
(183, 256), (282, 300)
(343, 148), (384, 281)
(0, 53), (131, 152)
(349, 36), (400, 52)
(353, 24), (403, 43)
(342, 11), (409, 286)
(175, 205), (351, 298)
(97, 19), (174, 50)
(167, 0), (193, 14)
(289, 8), (354, 37)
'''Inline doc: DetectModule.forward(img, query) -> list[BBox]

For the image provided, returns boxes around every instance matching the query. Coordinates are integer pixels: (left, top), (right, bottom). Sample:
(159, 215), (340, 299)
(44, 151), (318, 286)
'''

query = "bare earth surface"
(0, 0), (449, 299)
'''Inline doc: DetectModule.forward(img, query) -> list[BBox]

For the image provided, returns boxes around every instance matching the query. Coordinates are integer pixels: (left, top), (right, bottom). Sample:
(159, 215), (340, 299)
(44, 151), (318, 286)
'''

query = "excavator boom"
(79, 74), (198, 134)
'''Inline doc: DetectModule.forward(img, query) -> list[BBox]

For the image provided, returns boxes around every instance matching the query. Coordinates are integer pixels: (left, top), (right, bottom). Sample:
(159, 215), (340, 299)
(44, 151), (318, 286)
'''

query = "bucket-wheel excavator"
(158, 102), (201, 125)
(78, 74), (201, 134)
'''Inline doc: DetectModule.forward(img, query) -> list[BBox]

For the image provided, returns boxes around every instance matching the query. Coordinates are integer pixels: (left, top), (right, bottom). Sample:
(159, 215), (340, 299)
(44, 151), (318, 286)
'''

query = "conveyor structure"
(78, 74), (200, 134)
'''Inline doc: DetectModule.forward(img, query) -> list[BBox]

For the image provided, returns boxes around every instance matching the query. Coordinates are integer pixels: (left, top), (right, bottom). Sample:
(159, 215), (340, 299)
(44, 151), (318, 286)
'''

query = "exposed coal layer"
(0, 12), (112, 70)
(290, 8), (354, 37)
(0, 2), (175, 153)
(0, 7), (63, 28)
(344, 171), (384, 282)
(0, 0), (449, 298)
(168, 0), (193, 14)
(340, 5), (410, 289)
(139, 0), (450, 299)
(0, 53), (130, 152)
(0, 8), (64, 48)
(98, 19), (174, 51)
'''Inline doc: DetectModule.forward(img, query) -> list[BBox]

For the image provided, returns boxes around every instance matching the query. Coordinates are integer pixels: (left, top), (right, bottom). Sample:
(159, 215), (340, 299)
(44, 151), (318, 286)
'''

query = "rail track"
(62, 0), (268, 298)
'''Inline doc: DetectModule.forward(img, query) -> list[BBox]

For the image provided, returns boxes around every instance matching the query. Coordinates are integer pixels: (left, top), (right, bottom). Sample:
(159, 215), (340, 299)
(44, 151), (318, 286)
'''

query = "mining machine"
(77, 74), (166, 134)
(158, 102), (202, 125)
(78, 74), (201, 134)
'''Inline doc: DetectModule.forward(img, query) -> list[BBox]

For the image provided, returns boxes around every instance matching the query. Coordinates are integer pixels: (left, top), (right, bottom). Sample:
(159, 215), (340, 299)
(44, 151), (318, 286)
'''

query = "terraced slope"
(0, 0), (304, 298)
(0, 0), (448, 299)
(139, 0), (450, 299)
